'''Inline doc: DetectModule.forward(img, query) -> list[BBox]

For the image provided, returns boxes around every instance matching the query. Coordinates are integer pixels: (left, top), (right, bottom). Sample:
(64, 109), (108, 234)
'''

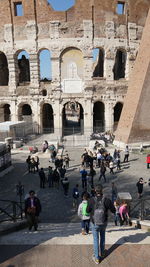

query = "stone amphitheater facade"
(0, 0), (149, 140)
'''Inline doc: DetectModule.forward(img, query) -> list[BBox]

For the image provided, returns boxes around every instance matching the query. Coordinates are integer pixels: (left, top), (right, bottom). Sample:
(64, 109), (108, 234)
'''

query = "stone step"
(0, 222), (149, 245)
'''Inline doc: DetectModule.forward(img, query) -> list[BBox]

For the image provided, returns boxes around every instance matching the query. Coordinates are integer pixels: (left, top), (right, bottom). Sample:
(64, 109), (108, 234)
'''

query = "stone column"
(105, 102), (114, 132)
(53, 89), (62, 139)
(84, 88), (94, 137)
(0, 107), (4, 122)
(10, 100), (17, 121)
(51, 56), (60, 83)
(125, 51), (130, 80)
(105, 49), (115, 81)
(7, 54), (17, 94)
(30, 53), (40, 89)
(31, 99), (40, 134)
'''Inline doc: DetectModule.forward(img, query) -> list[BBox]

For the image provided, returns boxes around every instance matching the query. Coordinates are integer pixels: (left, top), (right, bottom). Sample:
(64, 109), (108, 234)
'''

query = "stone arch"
(93, 48), (105, 77)
(113, 49), (126, 80)
(41, 103), (54, 133)
(0, 52), (9, 86)
(18, 103), (32, 122)
(60, 47), (84, 93)
(93, 101), (105, 132)
(114, 102), (123, 131)
(62, 101), (84, 136)
(16, 50), (30, 84)
(39, 49), (52, 82)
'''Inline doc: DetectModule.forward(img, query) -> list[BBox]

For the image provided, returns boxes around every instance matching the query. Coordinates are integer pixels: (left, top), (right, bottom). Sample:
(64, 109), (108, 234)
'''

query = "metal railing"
(130, 198), (150, 221)
(0, 199), (25, 223)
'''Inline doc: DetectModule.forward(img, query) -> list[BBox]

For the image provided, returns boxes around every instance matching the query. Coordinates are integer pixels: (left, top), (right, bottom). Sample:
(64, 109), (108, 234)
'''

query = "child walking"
(78, 192), (90, 235)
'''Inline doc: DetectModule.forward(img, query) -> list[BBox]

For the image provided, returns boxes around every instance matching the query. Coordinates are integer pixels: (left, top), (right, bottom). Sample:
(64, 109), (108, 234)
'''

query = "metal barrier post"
(12, 202), (16, 222)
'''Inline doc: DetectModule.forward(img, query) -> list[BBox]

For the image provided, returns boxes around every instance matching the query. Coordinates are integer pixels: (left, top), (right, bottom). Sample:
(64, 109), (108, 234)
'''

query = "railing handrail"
(130, 197), (150, 220)
(0, 199), (25, 222)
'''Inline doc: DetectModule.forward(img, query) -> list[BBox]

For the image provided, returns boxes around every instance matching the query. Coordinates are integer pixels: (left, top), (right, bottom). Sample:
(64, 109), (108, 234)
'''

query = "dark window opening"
(4, 104), (11, 121)
(42, 104), (54, 133)
(0, 53), (9, 86)
(113, 50), (126, 80)
(117, 2), (125, 15)
(114, 102), (123, 131)
(22, 104), (32, 116)
(93, 102), (105, 132)
(42, 90), (47, 96)
(93, 49), (104, 78)
(14, 2), (23, 16)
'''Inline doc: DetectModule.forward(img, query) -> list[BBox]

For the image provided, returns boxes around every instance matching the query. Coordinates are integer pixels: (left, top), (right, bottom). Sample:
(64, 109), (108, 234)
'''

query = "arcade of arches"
(0, 101), (123, 136)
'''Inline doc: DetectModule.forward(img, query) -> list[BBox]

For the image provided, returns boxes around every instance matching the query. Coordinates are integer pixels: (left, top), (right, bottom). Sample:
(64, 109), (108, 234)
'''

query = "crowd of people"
(24, 142), (149, 265)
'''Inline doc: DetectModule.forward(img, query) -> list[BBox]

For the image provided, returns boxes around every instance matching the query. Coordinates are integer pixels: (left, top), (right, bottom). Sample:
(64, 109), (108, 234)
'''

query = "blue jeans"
(91, 223), (106, 260)
(81, 219), (90, 233)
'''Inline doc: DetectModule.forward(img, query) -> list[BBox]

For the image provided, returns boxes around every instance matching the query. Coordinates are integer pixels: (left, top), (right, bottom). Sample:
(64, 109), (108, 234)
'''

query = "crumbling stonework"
(0, 0), (149, 139)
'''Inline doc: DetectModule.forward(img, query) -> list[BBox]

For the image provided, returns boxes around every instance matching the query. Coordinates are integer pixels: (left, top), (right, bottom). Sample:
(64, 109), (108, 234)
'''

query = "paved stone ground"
(0, 144), (150, 266)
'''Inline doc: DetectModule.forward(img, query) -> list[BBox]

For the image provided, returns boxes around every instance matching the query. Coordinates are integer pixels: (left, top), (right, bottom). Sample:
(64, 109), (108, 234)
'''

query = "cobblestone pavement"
(0, 145), (150, 266)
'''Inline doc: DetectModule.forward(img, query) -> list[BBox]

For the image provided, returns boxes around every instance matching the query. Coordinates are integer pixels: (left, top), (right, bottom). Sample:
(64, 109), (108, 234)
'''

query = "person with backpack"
(78, 192), (90, 235)
(86, 184), (115, 264)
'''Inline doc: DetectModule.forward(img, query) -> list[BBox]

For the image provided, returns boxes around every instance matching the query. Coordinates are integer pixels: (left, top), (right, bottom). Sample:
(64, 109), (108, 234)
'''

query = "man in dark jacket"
(86, 184), (115, 264)
(25, 190), (41, 231)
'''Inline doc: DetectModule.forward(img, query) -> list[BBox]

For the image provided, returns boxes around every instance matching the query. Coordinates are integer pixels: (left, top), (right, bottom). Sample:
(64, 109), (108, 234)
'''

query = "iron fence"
(0, 199), (25, 223)
(130, 198), (150, 221)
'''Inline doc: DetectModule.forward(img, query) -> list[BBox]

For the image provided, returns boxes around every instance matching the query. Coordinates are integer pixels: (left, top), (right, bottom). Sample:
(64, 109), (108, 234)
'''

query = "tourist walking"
(80, 167), (88, 189)
(123, 145), (129, 162)
(48, 166), (53, 187)
(25, 190), (41, 231)
(136, 177), (146, 198)
(62, 177), (69, 197)
(78, 192), (90, 235)
(99, 162), (106, 182)
(72, 184), (80, 210)
(26, 155), (31, 173)
(86, 184), (115, 264)
(39, 168), (46, 188)
(111, 182), (118, 203)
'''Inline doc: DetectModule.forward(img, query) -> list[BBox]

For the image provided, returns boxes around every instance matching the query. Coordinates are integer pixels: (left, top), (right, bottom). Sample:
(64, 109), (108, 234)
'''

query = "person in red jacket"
(146, 154), (150, 169)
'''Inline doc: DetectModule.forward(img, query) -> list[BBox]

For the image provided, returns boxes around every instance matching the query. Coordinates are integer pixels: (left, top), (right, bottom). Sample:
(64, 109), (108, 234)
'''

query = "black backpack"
(93, 197), (106, 225)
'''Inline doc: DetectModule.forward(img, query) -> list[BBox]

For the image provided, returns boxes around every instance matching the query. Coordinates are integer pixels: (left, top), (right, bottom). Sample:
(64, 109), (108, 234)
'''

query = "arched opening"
(4, 104), (11, 121)
(0, 52), (9, 85)
(62, 102), (84, 136)
(93, 48), (104, 77)
(39, 49), (52, 82)
(19, 104), (32, 122)
(114, 102), (123, 130)
(18, 51), (30, 83)
(113, 50), (126, 80)
(93, 101), (105, 132)
(42, 104), (54, 133)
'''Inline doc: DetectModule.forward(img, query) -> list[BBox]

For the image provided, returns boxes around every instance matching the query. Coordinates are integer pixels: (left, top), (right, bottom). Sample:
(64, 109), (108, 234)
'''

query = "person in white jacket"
(78, 192), (90, 235)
